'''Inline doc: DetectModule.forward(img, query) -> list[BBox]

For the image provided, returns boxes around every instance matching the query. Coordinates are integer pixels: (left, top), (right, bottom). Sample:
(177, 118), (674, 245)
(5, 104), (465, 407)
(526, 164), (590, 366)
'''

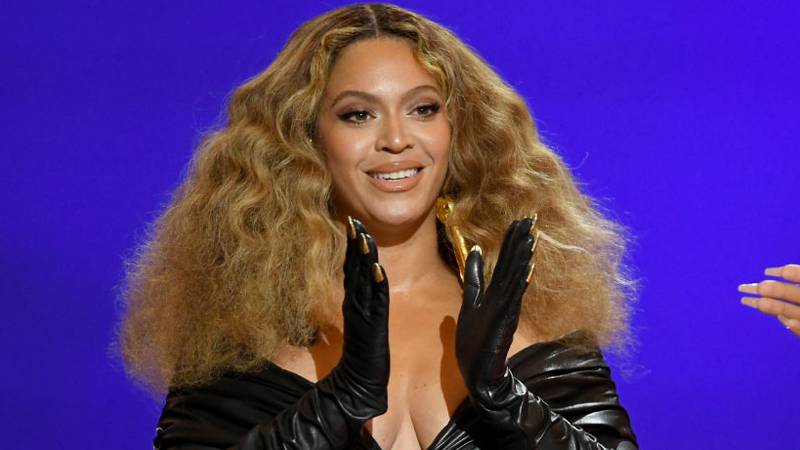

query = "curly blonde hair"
(117, 3), (637, 393)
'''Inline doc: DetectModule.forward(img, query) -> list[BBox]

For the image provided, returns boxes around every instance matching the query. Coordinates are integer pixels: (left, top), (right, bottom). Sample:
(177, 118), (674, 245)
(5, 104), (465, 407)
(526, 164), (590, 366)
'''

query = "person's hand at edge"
(740, 264), (800, 337)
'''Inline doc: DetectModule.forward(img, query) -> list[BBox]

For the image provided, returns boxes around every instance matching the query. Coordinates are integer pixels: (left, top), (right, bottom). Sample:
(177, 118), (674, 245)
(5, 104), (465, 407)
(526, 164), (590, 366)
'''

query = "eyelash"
(338, 103), (441, 124)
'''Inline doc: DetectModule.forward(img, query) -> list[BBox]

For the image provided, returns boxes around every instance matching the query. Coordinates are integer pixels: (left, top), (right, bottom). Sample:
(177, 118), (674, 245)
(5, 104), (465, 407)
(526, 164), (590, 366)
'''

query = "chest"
(273, 291), (535, 449)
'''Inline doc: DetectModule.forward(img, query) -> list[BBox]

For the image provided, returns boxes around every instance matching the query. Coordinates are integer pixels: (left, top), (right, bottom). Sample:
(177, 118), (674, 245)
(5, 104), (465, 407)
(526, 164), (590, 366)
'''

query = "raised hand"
(224, 217), (390, 449)
(334, 216), (391, 417)
(454, 218), (637, 450)
(456, 217), (537, 402)
(740, 264), (800, 337)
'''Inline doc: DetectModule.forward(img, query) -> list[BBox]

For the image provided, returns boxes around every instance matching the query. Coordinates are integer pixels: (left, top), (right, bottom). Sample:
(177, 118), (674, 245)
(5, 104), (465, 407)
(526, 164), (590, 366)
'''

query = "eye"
(338, 110), (374, 124)
(412, 103), (441, 118)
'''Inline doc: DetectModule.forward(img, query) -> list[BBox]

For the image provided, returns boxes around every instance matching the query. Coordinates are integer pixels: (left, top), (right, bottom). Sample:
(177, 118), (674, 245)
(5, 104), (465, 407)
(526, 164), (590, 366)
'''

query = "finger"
(508, 220), (536, 316)
(343, 216), (361, 292)
(347, 215), (358, 240)
(738, 280), (800, 304)
(527, 231), (540, 283)
(496, 219), (534, 294)
(356, 231), (379, 313)
(496, 220), (523, 266)
(371, 262), (390, 318)
(345, 217), (372, 316)
(512, 218), (535, 279)
(462, 245), (484, 309)
(741, 296), (800, 320)
(765, 264), (800, 283)
(492, 220), (524, 286)
(777, 316), (800, 337)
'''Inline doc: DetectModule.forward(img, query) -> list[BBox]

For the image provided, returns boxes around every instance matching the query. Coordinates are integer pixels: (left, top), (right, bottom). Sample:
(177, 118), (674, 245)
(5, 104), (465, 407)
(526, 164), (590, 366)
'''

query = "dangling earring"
(436, 196), (470, 283)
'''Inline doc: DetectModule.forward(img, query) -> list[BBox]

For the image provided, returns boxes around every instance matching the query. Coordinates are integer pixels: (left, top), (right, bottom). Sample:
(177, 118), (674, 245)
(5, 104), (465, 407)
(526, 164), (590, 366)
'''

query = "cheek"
(426, 122), (452, 163)
(325, 150), (358, 189)
(320, 127), (356, 169)
(321, 136), (365, 197)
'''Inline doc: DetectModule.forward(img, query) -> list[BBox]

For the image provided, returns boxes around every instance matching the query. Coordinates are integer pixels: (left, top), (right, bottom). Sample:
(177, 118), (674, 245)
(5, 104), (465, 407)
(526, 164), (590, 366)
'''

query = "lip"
(366, 167), (424, 192)
(366, 160), (425, 174)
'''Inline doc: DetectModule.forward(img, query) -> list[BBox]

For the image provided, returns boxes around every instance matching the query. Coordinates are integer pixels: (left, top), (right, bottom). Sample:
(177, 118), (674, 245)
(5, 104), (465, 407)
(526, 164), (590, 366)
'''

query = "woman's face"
(317, 37), (451, 231)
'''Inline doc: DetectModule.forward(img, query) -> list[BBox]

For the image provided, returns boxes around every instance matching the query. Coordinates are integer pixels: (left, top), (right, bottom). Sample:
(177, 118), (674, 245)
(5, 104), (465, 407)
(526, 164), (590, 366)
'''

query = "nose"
(375, 114), (413, 153)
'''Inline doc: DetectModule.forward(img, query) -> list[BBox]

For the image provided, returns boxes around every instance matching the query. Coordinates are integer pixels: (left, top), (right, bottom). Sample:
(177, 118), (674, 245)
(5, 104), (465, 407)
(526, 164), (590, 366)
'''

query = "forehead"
(325, 37), (439, 96)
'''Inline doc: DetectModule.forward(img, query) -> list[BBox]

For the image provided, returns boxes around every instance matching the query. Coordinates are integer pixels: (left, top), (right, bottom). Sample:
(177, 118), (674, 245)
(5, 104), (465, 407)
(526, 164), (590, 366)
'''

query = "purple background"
(3, 1), (798, 448)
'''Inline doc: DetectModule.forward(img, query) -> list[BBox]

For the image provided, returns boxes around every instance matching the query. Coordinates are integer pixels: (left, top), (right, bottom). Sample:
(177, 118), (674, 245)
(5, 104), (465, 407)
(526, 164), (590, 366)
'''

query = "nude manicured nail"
(765, 267), (783, 277)
(740, 297), (758, 309)
(347, 216), (357, 239)
(737, 283), (759, 295)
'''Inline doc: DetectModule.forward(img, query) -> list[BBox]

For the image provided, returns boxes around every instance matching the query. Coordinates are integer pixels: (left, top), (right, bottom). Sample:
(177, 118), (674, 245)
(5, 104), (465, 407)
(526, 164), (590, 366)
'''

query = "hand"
(740, 264), (800, 337)
(453, 218), (636, 450)
(456, 217), (537, 402)
(219, 217), (390, 449)
(334, 216), (391, 417)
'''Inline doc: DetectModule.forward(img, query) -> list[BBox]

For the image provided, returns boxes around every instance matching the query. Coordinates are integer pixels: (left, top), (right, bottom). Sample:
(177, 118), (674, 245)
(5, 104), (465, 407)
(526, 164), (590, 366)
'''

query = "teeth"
(370, 168), (420, 180)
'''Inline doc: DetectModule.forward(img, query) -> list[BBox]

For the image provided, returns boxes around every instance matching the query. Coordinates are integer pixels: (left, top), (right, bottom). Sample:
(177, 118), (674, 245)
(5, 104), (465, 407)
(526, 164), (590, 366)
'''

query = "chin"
(362, 201), (436, 228)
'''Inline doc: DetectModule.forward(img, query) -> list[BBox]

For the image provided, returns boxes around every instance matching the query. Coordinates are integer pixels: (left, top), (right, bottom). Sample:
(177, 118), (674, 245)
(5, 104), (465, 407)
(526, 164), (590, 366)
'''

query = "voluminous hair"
(118, 3), (637, 393)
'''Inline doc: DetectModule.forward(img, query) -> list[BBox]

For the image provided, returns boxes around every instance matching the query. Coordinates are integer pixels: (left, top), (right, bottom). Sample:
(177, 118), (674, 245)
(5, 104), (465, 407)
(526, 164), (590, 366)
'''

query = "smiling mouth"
(367, 167), (422, 180)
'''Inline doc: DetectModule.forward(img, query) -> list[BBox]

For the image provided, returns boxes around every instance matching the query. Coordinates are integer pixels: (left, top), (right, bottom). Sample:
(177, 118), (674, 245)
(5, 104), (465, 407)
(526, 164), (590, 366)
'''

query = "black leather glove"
(456, 218), (635, 450)
(229, 217), (390, 450)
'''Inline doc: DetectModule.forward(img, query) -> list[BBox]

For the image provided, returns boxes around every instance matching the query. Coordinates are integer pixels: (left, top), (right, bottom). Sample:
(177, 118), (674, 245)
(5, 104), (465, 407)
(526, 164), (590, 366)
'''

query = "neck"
(337, 208), (454, 294)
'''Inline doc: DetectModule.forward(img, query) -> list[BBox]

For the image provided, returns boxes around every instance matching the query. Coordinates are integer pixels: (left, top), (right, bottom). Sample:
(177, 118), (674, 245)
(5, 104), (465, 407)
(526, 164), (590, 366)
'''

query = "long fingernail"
(765, 267), (783, 277)
(347, 216), (357, 239)
(470, 244), (482, 256)
(359, 233), (370, 254)
(740, 297), (758, 309)
(526, 262), (536, 283)
(372, 263), (385, 282)
(531, 231), (540, 254)
(737, 283), (759, 295)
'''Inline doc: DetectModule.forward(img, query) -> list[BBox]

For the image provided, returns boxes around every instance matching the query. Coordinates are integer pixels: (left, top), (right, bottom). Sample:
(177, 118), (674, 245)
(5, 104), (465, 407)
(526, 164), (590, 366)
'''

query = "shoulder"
(154, 363), (312, 449)
(510, 330), (637, 445)
(510, 331), (606, 376)
(509, 331), (636, 442)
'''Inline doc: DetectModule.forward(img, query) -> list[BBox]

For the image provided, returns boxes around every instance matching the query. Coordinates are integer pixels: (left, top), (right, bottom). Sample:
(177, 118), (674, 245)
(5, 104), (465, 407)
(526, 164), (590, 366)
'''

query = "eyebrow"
(329, 85), (441, 108)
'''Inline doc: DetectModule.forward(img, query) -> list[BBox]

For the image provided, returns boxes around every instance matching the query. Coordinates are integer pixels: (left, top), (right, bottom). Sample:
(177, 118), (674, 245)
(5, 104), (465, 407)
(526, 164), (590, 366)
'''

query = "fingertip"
(364, 232), (379, 260)
(463, 246), (484, 302)
(466, 245), (484, 273)
(347, 216), (357, 239)
(372, 262), (385, 283)
(526, 261), (535, 284)
(740, 296), (758, 309)
(521, 216), (534, 234)
(351, 217), (366, 235)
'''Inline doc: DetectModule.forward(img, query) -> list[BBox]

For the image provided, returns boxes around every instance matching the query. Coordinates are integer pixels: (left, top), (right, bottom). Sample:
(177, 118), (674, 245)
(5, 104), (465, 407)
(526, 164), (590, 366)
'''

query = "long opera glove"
(455, 218), (638, 450)
(226, 218), (390, 450)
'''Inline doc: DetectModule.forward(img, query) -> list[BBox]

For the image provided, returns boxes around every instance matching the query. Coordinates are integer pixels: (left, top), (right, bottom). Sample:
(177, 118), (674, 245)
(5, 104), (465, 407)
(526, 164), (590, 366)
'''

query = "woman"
(119, 3), (638, 449)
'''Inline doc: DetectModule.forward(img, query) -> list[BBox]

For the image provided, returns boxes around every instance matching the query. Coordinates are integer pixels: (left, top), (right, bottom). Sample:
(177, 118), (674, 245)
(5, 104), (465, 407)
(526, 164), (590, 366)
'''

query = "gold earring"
(436, 196), (470, 283)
